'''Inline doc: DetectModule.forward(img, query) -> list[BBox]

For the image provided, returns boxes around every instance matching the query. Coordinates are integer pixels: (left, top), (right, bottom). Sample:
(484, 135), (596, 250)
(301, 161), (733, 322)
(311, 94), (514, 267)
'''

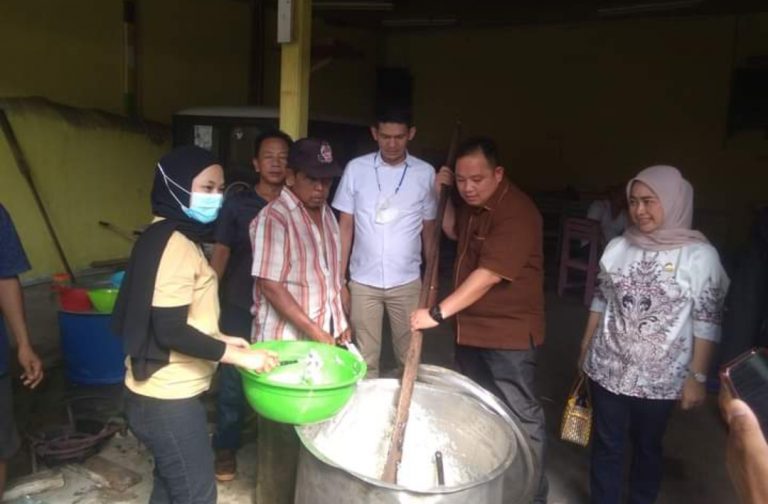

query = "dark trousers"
(214, 303), (253, 451)
(124, 390), (216, 504)
(0, 375), (20, 460)
(590, 380), (676, 504)
(455, 345), (549, 504)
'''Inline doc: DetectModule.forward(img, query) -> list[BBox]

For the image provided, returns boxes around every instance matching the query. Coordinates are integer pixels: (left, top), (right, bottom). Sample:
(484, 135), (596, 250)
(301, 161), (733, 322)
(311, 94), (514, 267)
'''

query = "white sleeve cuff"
(590, 297), (607, 313)
(693, 321), (722, 343)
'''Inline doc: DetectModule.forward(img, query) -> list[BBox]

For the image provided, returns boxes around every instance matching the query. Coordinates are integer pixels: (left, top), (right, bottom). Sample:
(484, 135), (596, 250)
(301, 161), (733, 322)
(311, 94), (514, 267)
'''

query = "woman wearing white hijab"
(578, 165), (730, 504)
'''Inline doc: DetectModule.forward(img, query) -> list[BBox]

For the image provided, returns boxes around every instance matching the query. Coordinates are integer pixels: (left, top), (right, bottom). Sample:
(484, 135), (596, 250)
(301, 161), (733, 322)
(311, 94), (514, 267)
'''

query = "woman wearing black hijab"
(113, 145), (278, 503)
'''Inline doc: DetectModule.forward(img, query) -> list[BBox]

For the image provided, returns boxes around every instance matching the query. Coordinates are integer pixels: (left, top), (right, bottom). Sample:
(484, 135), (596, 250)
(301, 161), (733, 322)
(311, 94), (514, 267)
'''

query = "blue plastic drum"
(58, 311), (125, 385)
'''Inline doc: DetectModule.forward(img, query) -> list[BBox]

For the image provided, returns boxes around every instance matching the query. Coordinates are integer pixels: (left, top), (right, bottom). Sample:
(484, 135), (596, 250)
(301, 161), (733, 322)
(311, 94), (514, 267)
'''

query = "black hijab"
(112, 145), (220, 380)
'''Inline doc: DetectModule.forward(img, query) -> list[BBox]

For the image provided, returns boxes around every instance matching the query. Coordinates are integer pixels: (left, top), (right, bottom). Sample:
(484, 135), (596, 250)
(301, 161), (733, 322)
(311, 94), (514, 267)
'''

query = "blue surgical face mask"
(158, 164), (223, 224)
(184, 191), (223, 223)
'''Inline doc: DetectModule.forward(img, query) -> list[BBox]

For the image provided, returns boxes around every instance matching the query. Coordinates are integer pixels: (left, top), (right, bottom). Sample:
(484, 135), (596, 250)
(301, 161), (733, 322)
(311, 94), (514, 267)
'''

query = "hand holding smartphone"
(721, 348), (768, 435)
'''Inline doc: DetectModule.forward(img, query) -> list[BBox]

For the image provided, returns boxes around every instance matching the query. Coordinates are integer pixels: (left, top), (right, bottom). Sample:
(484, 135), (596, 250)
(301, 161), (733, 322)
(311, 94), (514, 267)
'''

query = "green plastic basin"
(87, 288), (119, 313)
(238, 340), (367, 425)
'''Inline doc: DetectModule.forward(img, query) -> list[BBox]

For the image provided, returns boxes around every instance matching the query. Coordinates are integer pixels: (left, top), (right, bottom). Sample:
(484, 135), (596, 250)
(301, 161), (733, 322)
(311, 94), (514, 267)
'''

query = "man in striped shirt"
(250, 138), (351, 344)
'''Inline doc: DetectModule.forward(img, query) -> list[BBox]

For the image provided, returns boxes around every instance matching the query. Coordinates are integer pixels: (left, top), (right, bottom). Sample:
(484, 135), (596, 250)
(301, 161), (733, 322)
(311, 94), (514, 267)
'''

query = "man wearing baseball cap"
(249, 138), (351, 344)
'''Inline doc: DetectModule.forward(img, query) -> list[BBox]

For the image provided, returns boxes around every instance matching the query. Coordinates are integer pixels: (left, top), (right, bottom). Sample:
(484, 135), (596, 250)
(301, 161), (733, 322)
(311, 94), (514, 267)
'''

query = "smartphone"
(721, 348), (768, 434)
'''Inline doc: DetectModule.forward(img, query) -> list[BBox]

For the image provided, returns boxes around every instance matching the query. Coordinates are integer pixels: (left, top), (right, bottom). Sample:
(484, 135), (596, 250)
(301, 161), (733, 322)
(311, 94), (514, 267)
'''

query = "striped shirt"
(250, 187), (348, 341)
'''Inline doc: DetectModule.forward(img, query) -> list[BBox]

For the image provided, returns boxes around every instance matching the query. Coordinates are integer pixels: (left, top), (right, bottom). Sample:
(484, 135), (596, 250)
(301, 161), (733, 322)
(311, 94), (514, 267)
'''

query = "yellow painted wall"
(0, 2), (122, 114)
(0, 0), (251, 279)
(309, 18), (379, 121)
(140, 0), (251, 121)
(0, 101), (169, 280)
(385, 14), (768, 249)
(0, 1), (378, 280)
(0, 0), (251, 123)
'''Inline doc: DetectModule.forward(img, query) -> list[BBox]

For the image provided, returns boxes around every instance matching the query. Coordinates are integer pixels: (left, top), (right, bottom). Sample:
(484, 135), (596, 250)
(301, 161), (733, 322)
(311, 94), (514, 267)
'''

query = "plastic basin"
(56, 286), (92, 312)
(87, 288), (119, 313)
(58, 311), (125, 385)
(238, 340), (366, 425)
(110, 271), (125, 288)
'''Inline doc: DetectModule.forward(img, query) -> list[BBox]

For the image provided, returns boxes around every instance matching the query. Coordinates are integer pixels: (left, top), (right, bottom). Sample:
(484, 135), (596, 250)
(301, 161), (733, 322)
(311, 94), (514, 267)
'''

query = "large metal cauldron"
(295, 365), (539, 504)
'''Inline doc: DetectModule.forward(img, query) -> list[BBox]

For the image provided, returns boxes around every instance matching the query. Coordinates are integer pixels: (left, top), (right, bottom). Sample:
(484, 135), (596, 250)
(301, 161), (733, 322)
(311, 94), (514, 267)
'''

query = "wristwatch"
(429, 305), (444, 324)
(689, 370), (707, 383)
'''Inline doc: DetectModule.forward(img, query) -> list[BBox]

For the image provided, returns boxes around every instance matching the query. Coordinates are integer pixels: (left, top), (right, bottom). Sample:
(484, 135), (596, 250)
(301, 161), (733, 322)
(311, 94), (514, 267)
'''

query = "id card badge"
(375, 194), (399, 224)
(375, 207), (399, 224)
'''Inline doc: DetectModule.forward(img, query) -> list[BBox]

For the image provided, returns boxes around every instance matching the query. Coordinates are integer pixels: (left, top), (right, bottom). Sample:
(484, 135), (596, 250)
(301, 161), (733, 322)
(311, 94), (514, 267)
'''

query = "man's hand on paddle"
(410, 308), (438, 331)
(436, 166), (454, 192)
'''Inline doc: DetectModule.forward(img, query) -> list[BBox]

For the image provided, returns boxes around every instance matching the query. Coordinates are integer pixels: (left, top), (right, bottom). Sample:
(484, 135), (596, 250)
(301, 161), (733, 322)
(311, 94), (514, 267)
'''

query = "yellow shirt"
(124, 228), (221, 399)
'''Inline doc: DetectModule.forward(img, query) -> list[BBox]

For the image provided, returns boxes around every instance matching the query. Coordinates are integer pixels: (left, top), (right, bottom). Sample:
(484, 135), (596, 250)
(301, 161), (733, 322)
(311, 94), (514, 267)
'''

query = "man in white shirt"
(333, 109), (438, 377)
(586, 184), (628, 244)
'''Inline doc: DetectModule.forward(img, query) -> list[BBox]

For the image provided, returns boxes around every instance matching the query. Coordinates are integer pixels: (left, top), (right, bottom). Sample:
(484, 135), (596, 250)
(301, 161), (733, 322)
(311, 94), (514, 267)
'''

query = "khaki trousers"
(348, 279), (421, 378)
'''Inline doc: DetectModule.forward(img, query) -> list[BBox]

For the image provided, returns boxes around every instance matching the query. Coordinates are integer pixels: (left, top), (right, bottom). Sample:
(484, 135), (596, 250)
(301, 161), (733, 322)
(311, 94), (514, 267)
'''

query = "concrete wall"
(309, 18), (379, 121)
(140, 0), (251, 121)
(384, 14), (768, 249)
(0, 101), (169, 280)
(0, 0), (251, 123)
(0, 0), (251, 279)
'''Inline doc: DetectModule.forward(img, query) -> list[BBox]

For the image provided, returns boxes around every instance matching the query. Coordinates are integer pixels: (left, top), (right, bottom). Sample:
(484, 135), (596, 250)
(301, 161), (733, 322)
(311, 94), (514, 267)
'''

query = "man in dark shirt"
(0, 204), (43, 497)
(209, 130), (292, 481)
(411, 137), (547, 503)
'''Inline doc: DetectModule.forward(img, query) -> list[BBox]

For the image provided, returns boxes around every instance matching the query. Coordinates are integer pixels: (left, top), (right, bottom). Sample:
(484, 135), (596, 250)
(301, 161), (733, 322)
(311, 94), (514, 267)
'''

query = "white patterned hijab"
(623, 165), (708, 251)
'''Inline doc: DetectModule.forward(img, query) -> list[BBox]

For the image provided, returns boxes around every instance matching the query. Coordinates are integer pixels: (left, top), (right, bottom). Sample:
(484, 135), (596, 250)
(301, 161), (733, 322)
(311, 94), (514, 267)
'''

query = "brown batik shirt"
(453, 179), (545, 350)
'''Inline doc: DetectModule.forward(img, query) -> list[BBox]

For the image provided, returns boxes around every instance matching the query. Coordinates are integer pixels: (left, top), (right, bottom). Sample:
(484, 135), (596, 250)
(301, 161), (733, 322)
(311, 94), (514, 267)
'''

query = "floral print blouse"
(583, 237), (729, 400)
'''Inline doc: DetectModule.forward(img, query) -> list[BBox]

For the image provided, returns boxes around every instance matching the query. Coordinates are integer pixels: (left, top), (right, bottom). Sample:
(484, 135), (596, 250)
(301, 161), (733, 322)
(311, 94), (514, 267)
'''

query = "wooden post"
(279, 0), (312, 139)
(382, 123), (462, 483)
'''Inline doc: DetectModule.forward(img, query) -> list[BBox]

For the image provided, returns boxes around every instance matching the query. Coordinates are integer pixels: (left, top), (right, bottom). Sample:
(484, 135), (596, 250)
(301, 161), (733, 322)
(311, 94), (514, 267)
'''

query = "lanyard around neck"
(374, 153), (409, 195)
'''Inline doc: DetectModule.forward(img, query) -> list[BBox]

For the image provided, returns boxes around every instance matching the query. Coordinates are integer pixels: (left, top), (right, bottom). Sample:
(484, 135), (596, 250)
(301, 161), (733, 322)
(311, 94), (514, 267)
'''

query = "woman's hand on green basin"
(217, 334), (250, 349)
(222, 346), (279, 373)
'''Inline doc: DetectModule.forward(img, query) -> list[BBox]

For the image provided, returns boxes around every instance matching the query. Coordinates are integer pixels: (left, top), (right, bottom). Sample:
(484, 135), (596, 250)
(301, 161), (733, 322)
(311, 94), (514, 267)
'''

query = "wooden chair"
(557, 217), (602, 306)
(534, 196), (565, 245)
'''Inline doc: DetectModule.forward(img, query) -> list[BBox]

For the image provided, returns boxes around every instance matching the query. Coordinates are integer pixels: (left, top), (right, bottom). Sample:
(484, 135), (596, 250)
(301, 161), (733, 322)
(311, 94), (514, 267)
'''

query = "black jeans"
(589, 380), (675, 504)
(213, 303), (253, 451)
(455, 344), (548, 504)
(125, 389), (216, 504)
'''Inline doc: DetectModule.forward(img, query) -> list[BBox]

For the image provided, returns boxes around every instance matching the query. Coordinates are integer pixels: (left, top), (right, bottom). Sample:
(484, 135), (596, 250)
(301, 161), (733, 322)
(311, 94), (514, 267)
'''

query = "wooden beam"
(0, 110), (76, 282)
(279, 0), (312, 139)
(382, 122), (462, 484)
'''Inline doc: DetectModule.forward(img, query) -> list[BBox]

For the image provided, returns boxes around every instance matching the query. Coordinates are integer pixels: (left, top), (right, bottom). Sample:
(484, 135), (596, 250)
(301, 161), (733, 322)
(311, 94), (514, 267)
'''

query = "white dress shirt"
(332, 152), (438, 289)
(587, 199), (628, 243)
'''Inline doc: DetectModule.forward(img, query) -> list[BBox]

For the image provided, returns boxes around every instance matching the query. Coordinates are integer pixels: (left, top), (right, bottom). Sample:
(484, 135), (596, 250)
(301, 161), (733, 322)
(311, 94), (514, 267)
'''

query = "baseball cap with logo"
(287, 138), (343, 178)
